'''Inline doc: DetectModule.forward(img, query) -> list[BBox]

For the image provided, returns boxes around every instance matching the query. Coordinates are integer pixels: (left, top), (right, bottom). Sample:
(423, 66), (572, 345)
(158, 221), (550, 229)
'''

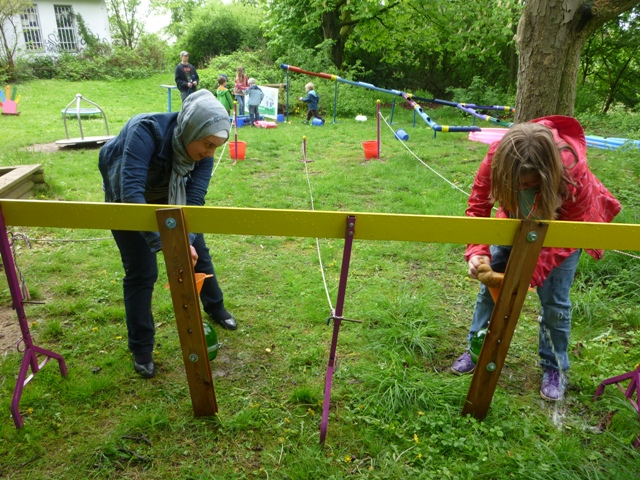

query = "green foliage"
(177, 0), (264, 67)
(447, 75), (516, 108)
(15, 35), (169, 81)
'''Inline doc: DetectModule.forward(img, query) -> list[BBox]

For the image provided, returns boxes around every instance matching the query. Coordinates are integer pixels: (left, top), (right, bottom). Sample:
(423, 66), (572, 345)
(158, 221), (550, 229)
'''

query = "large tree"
(515, 0), (640, 122)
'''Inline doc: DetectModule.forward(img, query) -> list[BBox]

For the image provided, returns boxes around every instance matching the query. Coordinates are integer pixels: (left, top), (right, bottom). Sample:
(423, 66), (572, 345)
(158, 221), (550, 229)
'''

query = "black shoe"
(209, 310), (238, 330)
(134, 360), (156, 378)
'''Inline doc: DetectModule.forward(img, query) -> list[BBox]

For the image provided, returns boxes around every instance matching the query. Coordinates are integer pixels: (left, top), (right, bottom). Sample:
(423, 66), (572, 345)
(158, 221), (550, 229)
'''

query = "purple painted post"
(376, 100), (381, 159)
(319, 216), (356, 444)
(303, 136), (307, 162)
(593, 366), (640, 447)
(0, 206), (67, 428)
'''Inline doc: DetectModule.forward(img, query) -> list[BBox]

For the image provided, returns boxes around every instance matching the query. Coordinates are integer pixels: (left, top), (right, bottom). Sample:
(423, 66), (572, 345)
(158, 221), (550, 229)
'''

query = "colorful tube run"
(281, 63), (481, 133)
(468, 128), (640, 151)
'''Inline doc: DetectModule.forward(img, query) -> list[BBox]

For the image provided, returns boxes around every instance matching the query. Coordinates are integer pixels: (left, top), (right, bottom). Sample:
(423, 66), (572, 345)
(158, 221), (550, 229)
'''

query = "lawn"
(1, 74), (639, 479)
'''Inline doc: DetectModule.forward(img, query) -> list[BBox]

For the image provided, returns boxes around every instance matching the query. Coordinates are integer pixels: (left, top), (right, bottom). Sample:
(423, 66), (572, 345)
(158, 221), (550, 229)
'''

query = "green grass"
(0, 74), (639, 478)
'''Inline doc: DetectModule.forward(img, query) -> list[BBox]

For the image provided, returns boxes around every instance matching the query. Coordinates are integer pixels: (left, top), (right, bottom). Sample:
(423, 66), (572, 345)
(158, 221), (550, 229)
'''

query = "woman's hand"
(468, 255), (490, 279)
(190, 245), (198, 267)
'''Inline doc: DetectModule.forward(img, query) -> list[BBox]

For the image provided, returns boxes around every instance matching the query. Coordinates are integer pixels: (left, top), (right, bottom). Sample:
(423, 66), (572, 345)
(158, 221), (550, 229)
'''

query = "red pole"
(233, 101), (238, 162)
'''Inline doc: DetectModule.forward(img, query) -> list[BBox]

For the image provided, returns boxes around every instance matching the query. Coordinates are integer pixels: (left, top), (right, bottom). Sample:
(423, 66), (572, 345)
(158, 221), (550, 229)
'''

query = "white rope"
(301, 140), (335, 313)
(211, 141), (228, 178)
(379, 113), (471, 197)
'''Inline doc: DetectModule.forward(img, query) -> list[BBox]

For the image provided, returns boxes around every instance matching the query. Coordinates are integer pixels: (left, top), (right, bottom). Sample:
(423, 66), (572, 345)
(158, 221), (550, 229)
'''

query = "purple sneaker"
(451, 352), (475, 375)
(540, 369), (566, 401)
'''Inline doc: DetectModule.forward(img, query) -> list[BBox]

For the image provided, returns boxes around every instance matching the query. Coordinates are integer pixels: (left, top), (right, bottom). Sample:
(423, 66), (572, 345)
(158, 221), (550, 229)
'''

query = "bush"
(447, 76), (515, 108)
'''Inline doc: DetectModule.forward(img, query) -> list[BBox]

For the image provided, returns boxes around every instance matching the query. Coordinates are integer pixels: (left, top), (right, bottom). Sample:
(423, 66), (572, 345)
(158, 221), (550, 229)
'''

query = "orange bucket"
(229, 140), (246, 160)
(362, 140), (379, 159)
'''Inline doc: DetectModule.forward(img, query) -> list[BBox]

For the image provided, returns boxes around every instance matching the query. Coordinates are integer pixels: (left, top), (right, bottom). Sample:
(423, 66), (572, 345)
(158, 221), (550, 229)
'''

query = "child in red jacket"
(451, 116), (621, 402)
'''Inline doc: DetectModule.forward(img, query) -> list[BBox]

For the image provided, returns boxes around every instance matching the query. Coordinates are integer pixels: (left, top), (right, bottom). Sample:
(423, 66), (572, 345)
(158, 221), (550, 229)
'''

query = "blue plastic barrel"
(311, 117), (325, 126)
(395, 128), (409, 141)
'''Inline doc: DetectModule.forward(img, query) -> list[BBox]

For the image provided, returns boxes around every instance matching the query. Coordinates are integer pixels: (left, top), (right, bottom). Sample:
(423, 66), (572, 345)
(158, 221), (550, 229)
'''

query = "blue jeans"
(249, 105), (259, 125)
(235, 95), (245, 115)
(111, 230), (226, 356)
(468, 245), (581, 372)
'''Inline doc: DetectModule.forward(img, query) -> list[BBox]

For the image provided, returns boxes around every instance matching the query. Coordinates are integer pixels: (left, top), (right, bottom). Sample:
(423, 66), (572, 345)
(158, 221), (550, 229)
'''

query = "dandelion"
(417, 453), (423, 459)
(413, 433), (419, 443)
(92, 327), (98, 332)
(418, 411), (424, 416)
(115, 336), (122, 340)
(344, 455), (352, 462)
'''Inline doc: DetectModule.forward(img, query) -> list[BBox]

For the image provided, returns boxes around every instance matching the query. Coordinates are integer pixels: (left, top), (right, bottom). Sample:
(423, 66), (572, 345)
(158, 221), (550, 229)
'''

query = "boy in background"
(299, 82), (324, 124)
(246, 78), (264, 126)
(216, 75), (235, 115)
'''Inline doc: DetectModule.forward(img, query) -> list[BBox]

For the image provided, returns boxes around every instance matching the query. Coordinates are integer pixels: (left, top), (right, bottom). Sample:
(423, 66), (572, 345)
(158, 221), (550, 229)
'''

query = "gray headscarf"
(170, 89), (230, 204)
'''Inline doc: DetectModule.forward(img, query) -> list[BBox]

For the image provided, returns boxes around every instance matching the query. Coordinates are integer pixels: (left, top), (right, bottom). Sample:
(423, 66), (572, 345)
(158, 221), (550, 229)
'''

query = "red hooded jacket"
(464, 115), (621, 286)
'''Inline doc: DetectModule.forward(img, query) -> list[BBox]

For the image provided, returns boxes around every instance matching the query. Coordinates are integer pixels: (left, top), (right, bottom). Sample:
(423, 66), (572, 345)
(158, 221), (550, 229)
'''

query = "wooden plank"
(156, 208), (218, 417)
(6, 180), (34, 199)
(1, 199), (640, 251)
(0, 165), (42, 196)
(462, 220), (548, 419)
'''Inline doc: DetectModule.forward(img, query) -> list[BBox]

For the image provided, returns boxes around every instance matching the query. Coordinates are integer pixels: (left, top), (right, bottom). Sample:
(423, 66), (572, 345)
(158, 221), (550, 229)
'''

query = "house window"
(20, 6), (43, 50)
(54, 5), (77, 51)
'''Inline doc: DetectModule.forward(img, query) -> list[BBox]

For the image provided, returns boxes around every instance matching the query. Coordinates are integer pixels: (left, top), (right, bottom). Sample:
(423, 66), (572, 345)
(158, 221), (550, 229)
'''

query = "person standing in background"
(175, 51), (199, 102)
(234, 66), (249, 116)
(246, 78), (264, 126)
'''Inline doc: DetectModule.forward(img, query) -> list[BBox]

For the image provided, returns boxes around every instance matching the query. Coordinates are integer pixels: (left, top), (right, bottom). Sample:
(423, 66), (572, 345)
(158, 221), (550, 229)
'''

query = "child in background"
(216, 75), (234, 115)
(299, 82), (323, 124)
(234, 67), (249, 116)
(246, 78), (264, 126)
(451, 116), (621, 402)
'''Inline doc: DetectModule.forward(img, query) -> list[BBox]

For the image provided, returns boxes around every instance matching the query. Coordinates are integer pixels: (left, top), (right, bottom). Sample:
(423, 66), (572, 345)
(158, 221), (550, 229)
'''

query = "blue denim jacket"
(98, 112), (213, 252)
(300, 90), (319, 111)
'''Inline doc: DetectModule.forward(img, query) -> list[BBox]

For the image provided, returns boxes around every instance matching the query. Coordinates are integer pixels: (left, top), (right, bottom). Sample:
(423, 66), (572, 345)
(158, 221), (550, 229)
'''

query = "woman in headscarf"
(99, 90), (237, 378)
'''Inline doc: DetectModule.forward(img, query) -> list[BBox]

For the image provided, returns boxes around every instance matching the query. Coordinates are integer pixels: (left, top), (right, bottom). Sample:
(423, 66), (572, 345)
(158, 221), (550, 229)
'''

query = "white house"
(7, 0), (111, 56)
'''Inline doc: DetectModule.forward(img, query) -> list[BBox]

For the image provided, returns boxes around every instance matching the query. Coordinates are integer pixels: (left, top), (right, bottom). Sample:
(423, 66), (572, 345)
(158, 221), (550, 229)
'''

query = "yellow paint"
(1, 199), (639, 250)
(442, 126), (450, 132)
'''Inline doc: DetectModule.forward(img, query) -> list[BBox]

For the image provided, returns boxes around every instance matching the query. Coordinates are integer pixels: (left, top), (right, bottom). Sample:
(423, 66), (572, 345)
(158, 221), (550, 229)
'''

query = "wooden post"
(156, 208), (218, 417)
(462, 220), (548, 419)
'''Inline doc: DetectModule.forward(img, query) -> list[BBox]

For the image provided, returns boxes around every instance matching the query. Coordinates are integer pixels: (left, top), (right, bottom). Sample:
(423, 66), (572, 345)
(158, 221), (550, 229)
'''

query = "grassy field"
(1, 73), (640, 479)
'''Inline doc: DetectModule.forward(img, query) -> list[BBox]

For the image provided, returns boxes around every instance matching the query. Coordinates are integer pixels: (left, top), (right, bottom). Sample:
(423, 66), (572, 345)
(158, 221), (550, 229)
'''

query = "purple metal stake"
(0, 206), (67, 428)
(320, 215), (356, 445)
(593, 366), (640, 448)
(376, 100), (381, 159)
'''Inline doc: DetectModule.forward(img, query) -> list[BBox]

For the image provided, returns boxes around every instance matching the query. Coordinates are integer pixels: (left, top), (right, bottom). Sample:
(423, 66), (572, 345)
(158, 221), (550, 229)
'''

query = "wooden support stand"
(156, 208), (218, 417)
(462, 220), (548, 419)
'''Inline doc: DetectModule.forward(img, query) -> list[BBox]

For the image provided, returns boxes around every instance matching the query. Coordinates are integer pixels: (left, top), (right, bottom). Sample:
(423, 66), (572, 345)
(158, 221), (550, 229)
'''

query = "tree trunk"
(514, 0), (640, 123)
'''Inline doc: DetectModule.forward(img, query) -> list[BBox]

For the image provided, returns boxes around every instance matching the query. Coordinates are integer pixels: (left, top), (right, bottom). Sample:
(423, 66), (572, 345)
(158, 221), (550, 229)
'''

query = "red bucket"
(362, 140), (379, 159)
(229, 140), (246, 160)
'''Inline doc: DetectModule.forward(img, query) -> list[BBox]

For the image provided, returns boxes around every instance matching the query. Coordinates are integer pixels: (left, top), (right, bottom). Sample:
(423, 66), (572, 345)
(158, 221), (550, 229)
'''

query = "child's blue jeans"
(467, 245), (582, 372)
(235, 95), (245, 116)
(249, 105), (259, 125)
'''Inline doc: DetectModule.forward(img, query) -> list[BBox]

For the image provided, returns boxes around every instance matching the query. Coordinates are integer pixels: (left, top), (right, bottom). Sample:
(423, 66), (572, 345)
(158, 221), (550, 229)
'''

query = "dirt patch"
(22, 142), (60, 154)
(0, 305), (23, 355)
(22, 142), (104, 153)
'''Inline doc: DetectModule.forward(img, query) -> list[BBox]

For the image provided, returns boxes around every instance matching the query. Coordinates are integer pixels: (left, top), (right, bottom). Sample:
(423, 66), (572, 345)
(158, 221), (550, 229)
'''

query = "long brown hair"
(490, 122), (574, 219)
(236, 66), (246, 82)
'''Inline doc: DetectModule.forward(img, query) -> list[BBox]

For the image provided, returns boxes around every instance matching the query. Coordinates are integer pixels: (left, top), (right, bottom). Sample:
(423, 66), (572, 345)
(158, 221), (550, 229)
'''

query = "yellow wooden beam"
(1, 199), (639, 251)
